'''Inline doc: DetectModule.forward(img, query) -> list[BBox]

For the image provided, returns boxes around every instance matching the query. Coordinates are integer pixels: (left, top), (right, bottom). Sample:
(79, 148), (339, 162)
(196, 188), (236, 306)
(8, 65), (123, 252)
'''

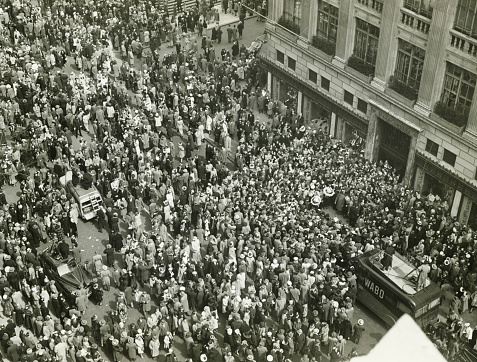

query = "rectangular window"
(344, 90), (354, 105)
(425, 139), (439, 157)
(283, 0), (302, 25)
(354, 18), (380, 68)
(441, 62), (476, 118)
(277, 50), (285, 64)
(395, 39), (425, 91)
(404, 0), (433, 18)
(357, 98), (368, 113)
(309, 69), (318, 83)
(317, 1), (339, 43)
(288, 57), (296, 71)
(454, 0), (477, 37)
(443, 149), (457, 166)
(321, 76), (330, 91)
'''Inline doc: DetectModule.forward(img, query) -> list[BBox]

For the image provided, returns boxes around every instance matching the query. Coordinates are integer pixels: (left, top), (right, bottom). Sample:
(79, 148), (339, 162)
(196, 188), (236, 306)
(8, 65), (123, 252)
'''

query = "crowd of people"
(0, 0), (477, 362)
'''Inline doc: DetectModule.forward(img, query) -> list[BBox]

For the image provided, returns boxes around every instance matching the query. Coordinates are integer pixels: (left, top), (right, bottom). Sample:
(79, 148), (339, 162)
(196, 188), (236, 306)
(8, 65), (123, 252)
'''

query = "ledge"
(345, 65), (373, 84)
(263, 19), (477, 151)
(384, 87), (417, 109)
(429, 112), (465, 136)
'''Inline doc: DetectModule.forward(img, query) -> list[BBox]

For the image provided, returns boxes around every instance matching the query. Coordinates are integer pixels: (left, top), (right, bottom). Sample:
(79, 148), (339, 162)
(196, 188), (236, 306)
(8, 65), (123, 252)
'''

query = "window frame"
(354, 18), (380, 67)
(454, 0), (477, 37)
(395, 39), (425, 91)
(317, 1), (339, 44)
(357, 98), (368, 113)
(443, 149), (457, 167)
(344, 90), (354, 105)
(321, 76), (330, 91)
(277, 50), (285, 64)
(404, 0), (433, 19)
(425, 139), (439, 157)
(283, 0), (302, 25)
(288, 56), (296, 71)
(309, 69), (318, 83)
(441, 62), (477, 117)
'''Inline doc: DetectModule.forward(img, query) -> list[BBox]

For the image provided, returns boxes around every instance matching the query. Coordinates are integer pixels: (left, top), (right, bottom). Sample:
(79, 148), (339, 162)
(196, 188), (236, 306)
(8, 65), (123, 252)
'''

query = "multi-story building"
(260, 0), (477, 228)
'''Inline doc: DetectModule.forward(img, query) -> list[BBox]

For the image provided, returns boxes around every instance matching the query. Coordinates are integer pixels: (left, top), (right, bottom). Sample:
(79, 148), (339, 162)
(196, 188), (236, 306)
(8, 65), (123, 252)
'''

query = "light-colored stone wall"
(263, 22), (477, 197)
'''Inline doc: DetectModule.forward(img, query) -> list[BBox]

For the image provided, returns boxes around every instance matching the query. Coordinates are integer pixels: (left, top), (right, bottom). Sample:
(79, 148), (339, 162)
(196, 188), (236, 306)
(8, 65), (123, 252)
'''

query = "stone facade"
(262, 0), (477, 225)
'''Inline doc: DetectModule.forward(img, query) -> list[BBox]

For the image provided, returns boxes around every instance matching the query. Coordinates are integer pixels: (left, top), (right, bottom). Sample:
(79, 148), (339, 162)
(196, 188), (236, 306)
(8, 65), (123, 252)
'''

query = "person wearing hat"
(417, 260), (431, 291)
(112, 339), (123, 362)
(7, 339), (21, 362)
(91, 283), (103, 306)
(353, 319), (365, 344)
(103, 244), (115, 267)
(125, 336), (137, 361)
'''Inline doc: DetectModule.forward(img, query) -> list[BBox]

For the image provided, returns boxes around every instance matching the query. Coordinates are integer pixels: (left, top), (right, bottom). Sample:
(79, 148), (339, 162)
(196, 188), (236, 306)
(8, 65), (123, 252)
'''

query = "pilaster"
(308, 0), (318, 39)
(402, 135), (418, 187)
(365, 111), (380, 162)
(451, 190), (462, 218)
(335, 0), (355, 63)
(413, 166), (425, 192)
(300, 0), (311, 39)
(297, 91), (303, 114)
(267, 72), (272, 94)
(415, 1), (457, 111)
(269, 0), (284, 21)
(371, 0), (401, 90)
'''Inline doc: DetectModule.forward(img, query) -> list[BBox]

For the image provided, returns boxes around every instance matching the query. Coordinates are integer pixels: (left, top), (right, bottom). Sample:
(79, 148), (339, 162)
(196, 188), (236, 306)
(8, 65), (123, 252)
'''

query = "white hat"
(358, 319), (364, 326)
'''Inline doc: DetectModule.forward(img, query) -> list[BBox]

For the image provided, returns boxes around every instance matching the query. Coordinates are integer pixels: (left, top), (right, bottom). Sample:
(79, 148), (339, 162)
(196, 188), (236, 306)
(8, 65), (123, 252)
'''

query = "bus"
(355, 249), (441, 328)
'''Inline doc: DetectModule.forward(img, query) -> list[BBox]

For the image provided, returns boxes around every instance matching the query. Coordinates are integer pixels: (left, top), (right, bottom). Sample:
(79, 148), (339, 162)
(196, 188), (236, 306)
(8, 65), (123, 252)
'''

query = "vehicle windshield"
(370, 251), (431, 295)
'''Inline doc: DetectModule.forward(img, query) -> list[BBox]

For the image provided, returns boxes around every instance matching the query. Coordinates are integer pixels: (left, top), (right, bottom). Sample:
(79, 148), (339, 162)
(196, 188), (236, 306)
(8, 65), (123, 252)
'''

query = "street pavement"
(0, 10), (403, 362)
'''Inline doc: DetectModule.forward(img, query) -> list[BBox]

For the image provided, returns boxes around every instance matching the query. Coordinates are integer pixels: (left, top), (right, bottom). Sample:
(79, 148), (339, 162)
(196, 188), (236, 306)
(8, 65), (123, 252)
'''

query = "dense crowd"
(0, 0), (477, 362)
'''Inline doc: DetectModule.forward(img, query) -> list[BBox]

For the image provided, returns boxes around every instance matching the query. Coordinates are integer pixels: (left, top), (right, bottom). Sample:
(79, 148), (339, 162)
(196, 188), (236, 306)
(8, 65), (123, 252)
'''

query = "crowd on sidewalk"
(0, 0), (477, 362)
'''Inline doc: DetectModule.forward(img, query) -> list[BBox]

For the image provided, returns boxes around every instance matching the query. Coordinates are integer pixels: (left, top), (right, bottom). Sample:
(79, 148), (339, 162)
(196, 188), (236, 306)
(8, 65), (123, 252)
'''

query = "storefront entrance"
(421, 173), (456, 207)
(377, 119), (411, 181)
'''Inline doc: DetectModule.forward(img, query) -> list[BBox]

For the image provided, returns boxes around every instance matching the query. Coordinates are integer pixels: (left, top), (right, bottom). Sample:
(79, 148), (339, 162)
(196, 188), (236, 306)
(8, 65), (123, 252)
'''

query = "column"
(297, 91), (303, 114)
(364, 113), (380, 162)
(267, 72), (272, 94)
(330, 112), (337, 138)
(299, 0), (311, 38)
(414, 1), (458, 116)
(370, 0), (401, 91)
(308, 0), (318, 39)
(336, 117), (345, 141)
(413, 166), (425, 192)
(332, 0), (354, 69)
(451, 190), (462, 218)
(269, 0), (284, 21)
(402, 135), (418, 187)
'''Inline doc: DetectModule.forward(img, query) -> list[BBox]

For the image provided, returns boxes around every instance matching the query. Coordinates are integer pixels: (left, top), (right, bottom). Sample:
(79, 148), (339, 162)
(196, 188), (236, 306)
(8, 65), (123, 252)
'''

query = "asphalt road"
(0, 12), (389, 362)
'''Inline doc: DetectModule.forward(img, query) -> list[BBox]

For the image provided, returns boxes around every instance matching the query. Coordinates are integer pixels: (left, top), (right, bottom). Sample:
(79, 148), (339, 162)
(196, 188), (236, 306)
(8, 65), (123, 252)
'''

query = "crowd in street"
(0, 0), (477, 362)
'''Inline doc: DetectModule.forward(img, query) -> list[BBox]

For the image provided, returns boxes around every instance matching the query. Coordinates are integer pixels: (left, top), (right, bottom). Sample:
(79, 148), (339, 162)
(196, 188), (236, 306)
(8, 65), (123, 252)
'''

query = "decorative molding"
(368, 99), (423, 136)
(414, 101), (431, 117)
(332, 56), (346, 69)
(371, 77), (386, 92)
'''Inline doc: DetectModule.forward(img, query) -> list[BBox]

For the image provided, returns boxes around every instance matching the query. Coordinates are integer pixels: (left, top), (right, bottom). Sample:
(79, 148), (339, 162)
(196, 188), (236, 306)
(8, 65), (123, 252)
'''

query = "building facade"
(260, 0), (477, 228)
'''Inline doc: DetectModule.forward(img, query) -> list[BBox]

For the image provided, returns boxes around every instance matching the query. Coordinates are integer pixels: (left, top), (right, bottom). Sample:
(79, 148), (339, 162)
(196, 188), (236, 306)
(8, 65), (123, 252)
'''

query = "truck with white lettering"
(355, 249), (441, 328)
